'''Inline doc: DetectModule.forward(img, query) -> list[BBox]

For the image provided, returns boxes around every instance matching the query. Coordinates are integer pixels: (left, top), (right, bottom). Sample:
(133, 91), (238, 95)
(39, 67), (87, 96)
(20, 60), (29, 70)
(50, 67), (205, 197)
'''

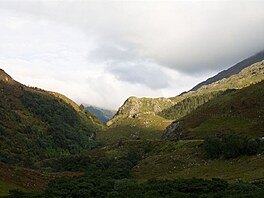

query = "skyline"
(1, 0), (264, 110)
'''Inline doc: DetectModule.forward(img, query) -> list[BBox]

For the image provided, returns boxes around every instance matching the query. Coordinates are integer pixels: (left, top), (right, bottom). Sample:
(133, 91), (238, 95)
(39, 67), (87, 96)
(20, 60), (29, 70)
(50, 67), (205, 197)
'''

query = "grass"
(179, 80), (264, 139)
(97, 114), (173, 143)
(131, 140), (264, 182)
(0, 180), (24, 196)
(187, 117), (262, 138)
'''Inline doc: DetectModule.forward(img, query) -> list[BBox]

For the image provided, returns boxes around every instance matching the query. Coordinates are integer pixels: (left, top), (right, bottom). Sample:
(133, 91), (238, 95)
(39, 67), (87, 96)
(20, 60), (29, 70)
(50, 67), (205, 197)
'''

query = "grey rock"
(162, 121), (183, 141)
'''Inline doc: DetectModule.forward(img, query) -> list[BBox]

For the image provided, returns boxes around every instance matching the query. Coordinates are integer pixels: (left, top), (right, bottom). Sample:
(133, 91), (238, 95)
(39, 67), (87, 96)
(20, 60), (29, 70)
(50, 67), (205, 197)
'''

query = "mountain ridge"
(103, 59), (264, 142)
(84, 105), (115, 124)
(190, 50), (264, 91)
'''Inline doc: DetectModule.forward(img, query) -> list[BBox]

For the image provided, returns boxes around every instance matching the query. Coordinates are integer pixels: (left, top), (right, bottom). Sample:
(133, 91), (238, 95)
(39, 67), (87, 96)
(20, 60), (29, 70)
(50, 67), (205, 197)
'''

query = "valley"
(1, 53), (264, 197)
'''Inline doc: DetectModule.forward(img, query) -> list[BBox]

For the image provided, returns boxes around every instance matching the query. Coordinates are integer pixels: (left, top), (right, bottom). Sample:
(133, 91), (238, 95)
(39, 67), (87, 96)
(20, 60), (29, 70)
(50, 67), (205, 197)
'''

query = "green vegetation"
(85, 105), (116, 124)
(7, 177), (264, 198)
(204, 135), (262, 159)
(1, 60), (264, 197)
(179, 80), (264, 139)
(2, 139), (264, 197)
(0, 180), (24, 197)
(99, 113), (172, 143)
(159, 91), (223, 120)
(0, 71), (102, 167)
(105, 61), (264, 140)
(107, 96), (176, 127)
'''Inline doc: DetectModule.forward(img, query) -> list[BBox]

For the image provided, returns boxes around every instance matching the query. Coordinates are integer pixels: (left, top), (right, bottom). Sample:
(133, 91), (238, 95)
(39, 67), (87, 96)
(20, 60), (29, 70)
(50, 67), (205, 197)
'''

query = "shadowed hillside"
(85, 105), (115, 124)
(0, 69), (102, 167)
(177, 79), (264, 139)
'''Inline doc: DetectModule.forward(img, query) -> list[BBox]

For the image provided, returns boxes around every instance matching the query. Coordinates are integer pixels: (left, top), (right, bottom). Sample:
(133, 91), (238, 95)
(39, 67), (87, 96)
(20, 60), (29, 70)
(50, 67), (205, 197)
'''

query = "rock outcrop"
(162, 121), (184, 141)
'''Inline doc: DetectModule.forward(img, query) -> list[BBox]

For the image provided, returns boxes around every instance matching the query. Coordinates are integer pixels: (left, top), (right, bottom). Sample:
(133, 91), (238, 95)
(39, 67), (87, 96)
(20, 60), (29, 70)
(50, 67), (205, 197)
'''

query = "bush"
(246, 138), (260, 155)
(204, 134), (261, 159)
(222, 135), (246, 159)
(204, 137), (223, 158)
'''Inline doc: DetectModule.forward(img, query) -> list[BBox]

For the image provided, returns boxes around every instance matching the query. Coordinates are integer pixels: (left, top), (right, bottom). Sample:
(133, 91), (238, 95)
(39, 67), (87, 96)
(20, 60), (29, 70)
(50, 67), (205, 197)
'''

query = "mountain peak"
(0, 69), (14, 83)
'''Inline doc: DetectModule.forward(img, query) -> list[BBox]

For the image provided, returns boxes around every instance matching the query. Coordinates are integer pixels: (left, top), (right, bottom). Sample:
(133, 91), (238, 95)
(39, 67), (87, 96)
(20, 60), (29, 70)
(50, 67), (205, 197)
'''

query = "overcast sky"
(1, 0), (264, 110)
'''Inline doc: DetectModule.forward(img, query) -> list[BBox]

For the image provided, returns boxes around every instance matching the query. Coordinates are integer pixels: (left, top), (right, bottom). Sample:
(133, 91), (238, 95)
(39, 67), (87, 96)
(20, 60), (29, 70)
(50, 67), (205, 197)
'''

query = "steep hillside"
(85, 105), (115, 124)
(175, 79), (264, 139)
(0, 69), (102, 166)
(191, 50), (264, 91)
(160, 60), (264, 120)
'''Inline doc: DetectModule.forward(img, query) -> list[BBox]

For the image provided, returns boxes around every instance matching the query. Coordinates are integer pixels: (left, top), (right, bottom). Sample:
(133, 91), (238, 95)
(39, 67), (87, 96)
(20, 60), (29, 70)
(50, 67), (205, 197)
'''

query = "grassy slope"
(101, 96), (179, 142)
(0, 162), (82, 196)
(131, 140), (264, 182)
(0, 70), (103, 166)
(98, 114), (173, 142)
(40, 139), (264, 183)
(0, 180), (24, 197)
(62, 139), (264, 182)
(160, 60), (264, 120)
(179, 79), (264, 139)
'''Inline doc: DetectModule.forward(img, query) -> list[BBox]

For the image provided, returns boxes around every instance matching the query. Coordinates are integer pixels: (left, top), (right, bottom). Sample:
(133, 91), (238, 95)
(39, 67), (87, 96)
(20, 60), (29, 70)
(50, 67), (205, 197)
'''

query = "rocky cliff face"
(0, 69), (16, 84)
(162, 121), (184, 141)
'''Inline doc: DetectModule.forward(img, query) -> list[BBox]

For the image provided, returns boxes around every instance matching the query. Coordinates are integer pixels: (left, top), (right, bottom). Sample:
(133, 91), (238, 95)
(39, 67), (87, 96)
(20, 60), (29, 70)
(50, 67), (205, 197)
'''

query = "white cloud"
(0, 1), (263, 109)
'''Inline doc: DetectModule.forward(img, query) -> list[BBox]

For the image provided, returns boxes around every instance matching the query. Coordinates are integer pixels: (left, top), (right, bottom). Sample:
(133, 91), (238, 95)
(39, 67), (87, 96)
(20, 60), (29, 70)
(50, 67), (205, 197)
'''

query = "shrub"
(204, 137), (223, 158)
(222, 135), (246, 159)
(203, 134), (262, 159)
(246, 138), (260, 155)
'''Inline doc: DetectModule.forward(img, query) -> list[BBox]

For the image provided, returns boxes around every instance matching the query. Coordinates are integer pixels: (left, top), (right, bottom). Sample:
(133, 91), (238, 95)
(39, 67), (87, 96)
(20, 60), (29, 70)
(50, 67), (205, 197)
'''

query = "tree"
(222, 135), (246, 159)
(204, 136), (223, 158)
(246, 138), (260, 155)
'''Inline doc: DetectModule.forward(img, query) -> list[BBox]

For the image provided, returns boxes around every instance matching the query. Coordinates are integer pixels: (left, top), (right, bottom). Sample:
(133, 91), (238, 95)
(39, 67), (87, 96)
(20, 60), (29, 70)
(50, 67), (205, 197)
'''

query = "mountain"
(103, 60), (264, 142)
(84, 105), (115, 124)
(174, 76), (264, 140)
(190, 50), (264, 91)
(160, 60), (264, 120)
(100, 96), (176, 142)
(0, 69), (102, 167)
(2, 61), (264, 197)
(107, 96), (176, 126)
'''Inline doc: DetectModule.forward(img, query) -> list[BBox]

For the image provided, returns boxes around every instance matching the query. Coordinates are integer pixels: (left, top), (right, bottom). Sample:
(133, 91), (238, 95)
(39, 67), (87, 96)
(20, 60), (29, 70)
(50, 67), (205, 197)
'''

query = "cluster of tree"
(37, 140), (153, 173)
(204, 134), (263, 159)
(0, 90), (98, 167)
(159, 91), (223, 120)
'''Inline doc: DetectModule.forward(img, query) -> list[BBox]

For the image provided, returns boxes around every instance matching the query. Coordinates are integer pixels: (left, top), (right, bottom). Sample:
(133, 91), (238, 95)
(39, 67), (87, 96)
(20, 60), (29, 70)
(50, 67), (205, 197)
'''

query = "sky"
(0, 0), (264, 110)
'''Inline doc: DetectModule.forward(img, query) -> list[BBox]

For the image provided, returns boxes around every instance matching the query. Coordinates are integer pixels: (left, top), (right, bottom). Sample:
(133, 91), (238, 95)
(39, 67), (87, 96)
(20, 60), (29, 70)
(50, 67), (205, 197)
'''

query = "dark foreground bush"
(5, 178), (264, 198)
(204, 134), (262, 159)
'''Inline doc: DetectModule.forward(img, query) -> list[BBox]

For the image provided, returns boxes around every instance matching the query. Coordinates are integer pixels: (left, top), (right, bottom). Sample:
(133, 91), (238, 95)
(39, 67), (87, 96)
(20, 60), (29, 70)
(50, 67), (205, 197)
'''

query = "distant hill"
(190, 50), (264, 91)
(101, 96), (176, 142)
(84, 106), (115, 124)
(0, 69), (102, 166)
